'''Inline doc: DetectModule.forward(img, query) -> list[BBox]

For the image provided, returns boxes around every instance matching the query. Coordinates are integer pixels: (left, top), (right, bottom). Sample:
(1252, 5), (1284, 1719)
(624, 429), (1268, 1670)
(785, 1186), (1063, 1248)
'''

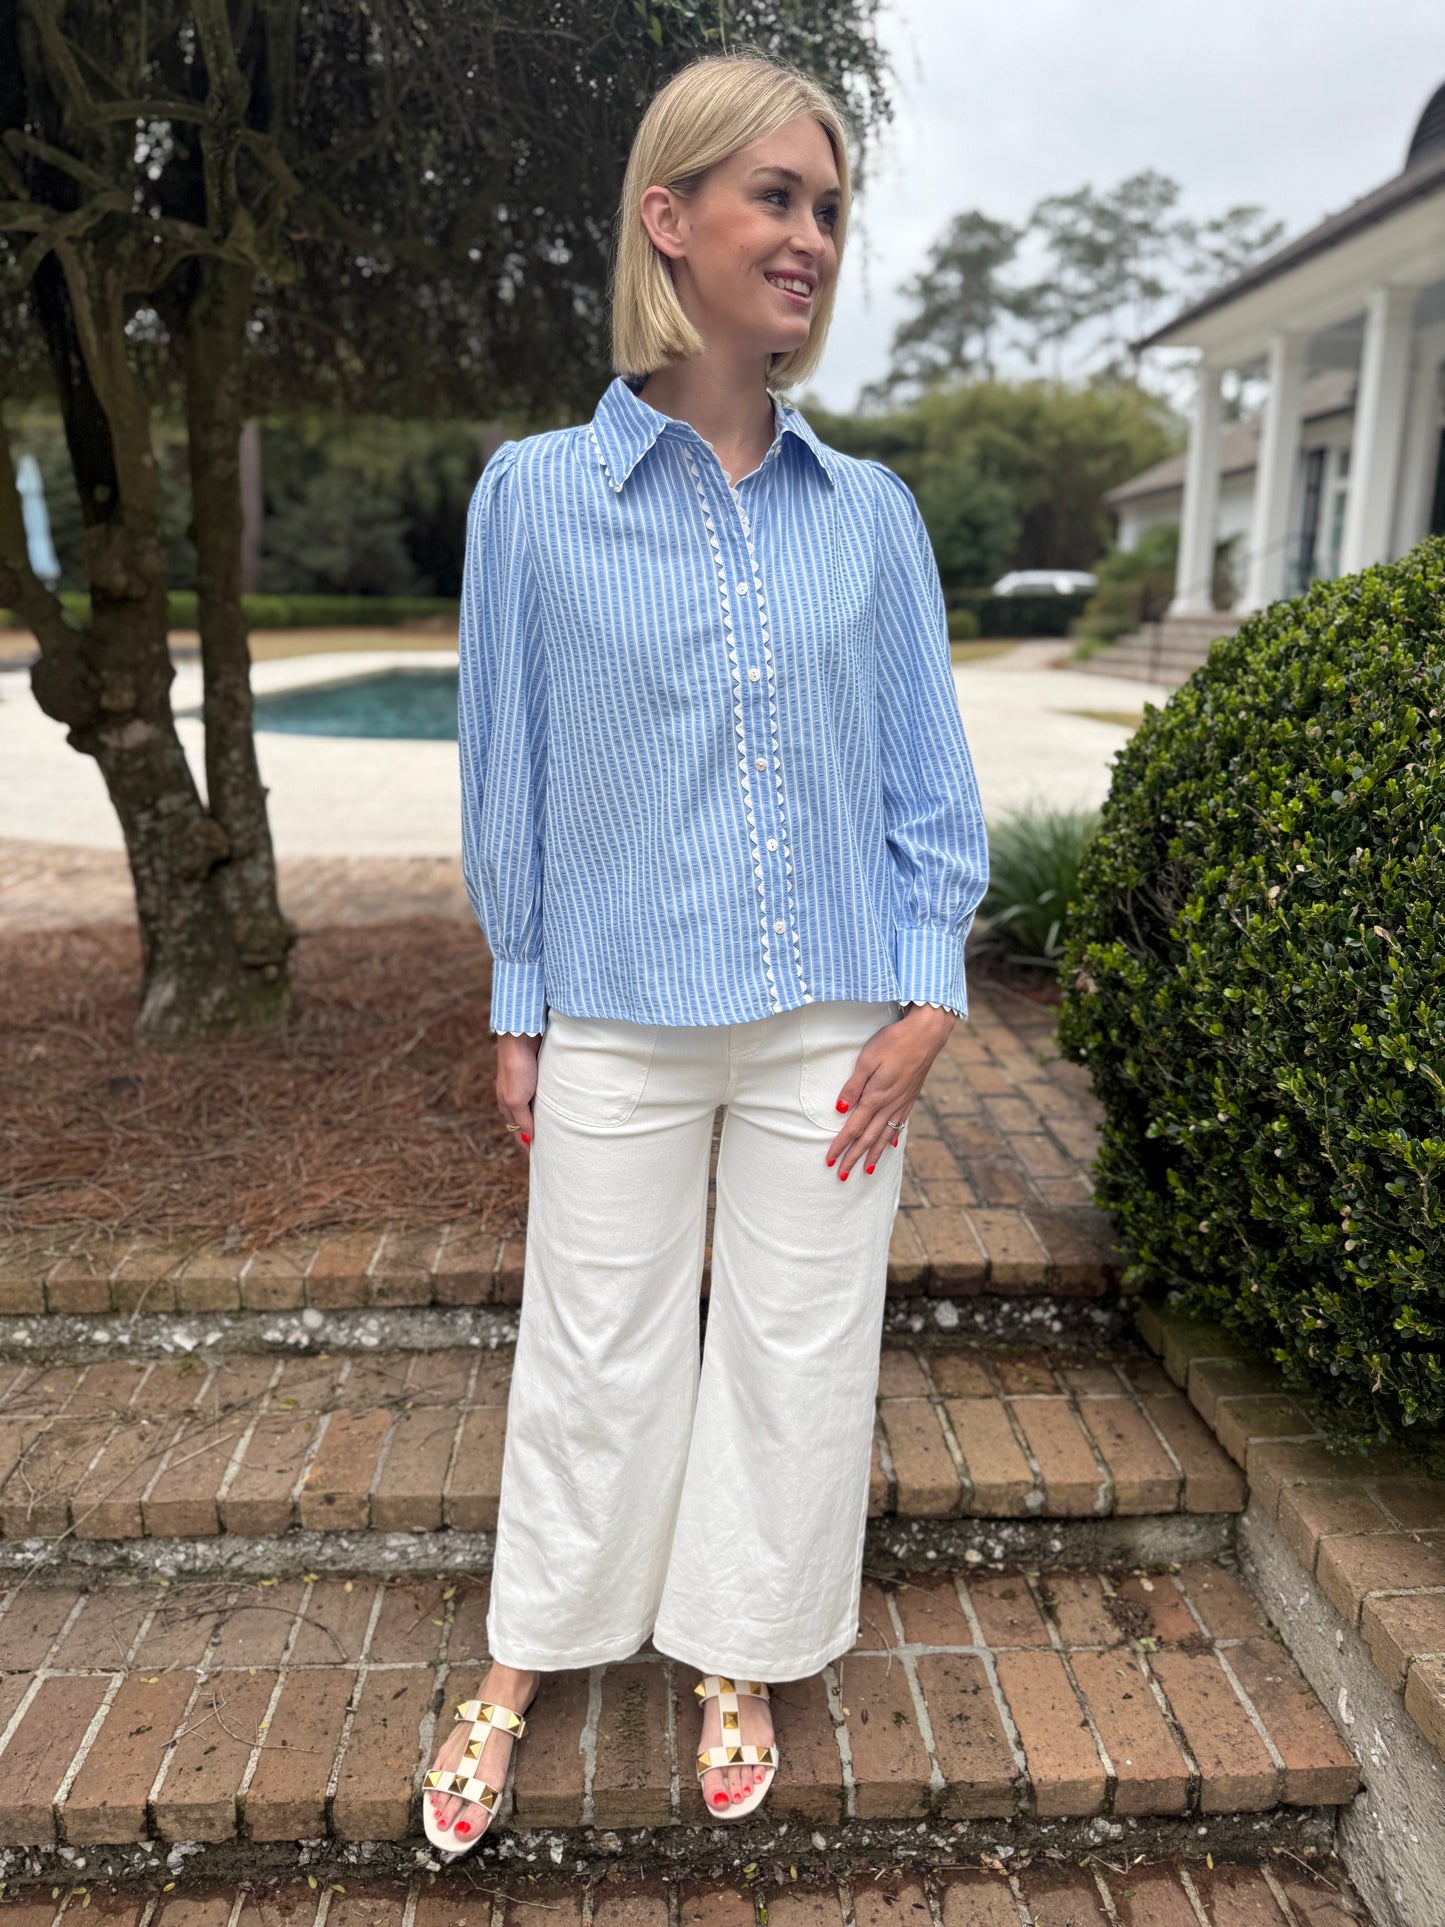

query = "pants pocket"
(535, 1010), (659, 1126)
(796, 998), (901, 1130)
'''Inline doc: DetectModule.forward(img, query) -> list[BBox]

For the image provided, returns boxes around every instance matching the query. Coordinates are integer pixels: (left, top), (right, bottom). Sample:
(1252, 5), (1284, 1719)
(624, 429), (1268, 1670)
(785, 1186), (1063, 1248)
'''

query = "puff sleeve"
(458, 440), (550, 1034)
(867, 459), (989, 1018)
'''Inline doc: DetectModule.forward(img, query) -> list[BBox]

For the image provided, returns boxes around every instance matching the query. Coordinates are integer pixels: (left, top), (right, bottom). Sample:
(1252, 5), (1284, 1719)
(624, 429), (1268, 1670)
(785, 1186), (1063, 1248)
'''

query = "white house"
(1107, 77), (1445, 623)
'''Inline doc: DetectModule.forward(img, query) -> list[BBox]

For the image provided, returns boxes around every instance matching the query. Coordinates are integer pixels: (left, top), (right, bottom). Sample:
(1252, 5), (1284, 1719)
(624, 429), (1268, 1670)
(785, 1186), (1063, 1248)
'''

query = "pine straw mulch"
(0, 917), (529, 1248)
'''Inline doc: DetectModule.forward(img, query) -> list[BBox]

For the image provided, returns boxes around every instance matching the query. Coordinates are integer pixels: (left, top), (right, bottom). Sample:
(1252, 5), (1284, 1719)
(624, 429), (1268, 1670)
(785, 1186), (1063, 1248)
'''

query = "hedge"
(1058, 538), (1445, 1445)
(0, 592), (459, 632)
(947, 589), (1092, 638)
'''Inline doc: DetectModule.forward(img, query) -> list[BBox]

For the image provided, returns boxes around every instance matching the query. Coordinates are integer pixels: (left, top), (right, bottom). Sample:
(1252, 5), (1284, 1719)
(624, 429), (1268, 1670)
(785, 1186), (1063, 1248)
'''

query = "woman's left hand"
(827, 1003), (956, 1179)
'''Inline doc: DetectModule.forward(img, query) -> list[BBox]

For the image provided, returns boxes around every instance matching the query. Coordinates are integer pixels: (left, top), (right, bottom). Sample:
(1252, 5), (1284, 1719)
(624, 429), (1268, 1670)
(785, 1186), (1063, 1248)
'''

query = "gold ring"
(887, 1120), (903, 1129)
(504, 1122), (522, 1132)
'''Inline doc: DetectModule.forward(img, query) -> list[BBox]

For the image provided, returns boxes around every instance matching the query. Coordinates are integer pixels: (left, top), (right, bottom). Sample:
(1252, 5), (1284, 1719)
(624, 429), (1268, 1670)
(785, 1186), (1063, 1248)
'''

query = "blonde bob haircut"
(610, 50), (853, 391)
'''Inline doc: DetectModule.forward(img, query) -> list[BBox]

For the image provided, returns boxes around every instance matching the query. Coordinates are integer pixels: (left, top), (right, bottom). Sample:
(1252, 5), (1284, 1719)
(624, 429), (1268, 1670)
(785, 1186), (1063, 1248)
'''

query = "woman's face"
(644, 113), (841, 359)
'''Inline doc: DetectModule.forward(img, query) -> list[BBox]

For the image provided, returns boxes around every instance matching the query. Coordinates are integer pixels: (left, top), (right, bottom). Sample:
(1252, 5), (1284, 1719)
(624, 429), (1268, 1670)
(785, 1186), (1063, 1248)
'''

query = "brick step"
(0, 1560), (1359, 1860)
(0, 1341), (1242, 1569)
(0, 1203), (1121, 1316)
(0, 1862), (1376, 1926)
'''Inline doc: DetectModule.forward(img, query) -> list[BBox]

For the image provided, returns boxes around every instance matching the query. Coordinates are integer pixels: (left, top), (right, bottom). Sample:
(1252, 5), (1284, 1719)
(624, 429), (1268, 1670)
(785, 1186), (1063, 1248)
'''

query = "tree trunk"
(13, 252), (292, 1043)
(184, 257), (296, 1008)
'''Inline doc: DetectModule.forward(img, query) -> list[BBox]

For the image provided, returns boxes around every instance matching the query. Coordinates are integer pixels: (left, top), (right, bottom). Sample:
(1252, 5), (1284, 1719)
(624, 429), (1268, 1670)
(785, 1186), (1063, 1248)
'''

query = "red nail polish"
(865, 1163), (875, 1174)
(892, 1134), (899, 1146)
(455, 1820), (470, 1835)
(836, 1099), (849, 1113)
(840, 1168), (849, 1180)
(520, 1132), (530, 1144)
(826, 1155), (835, 1166)
(713, 1791), (729, 1807)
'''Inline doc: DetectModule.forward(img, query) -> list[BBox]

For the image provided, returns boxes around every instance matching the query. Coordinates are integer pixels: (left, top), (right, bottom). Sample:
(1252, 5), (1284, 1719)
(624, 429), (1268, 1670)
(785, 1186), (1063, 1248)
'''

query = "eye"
(762, 186), (841, 230)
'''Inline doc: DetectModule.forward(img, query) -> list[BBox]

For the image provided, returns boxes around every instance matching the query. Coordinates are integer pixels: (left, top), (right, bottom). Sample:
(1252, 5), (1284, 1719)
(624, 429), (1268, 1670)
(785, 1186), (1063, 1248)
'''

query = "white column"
(1340, 285), (1418, 574)
(1392, 323), (1445, 554)
(1241, 332), (1309, 610)
(1169, 359), (1226, 616)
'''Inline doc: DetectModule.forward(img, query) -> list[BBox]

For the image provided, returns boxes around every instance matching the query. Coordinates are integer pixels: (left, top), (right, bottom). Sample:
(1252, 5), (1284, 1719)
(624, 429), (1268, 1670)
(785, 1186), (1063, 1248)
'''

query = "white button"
(737, 580), (749, 594)
(766, 837), (778, 851)
(754, 756), (767, 770)
(803, 992), (814, 1003)
(773, 919), (786, 934)
(747, 666), (761, 682)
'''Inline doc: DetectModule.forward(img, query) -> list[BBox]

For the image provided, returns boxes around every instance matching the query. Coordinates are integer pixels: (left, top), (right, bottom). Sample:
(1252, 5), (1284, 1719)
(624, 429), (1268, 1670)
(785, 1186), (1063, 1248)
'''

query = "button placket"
(730, 485), (810, 999)
(683, 445), (783, 1009)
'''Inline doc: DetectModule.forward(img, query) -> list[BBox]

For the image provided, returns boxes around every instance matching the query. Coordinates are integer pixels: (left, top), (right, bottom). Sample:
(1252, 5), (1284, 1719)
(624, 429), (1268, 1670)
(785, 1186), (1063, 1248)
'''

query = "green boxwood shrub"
(948, 606), (982, 642)
(1058, 538), (1445, 1445)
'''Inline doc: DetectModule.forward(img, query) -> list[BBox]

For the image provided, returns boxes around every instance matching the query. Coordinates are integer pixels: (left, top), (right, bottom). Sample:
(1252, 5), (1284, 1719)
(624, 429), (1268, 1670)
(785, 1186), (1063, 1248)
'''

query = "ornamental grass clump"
(1058, 538), (1445, 1446)
(976, 804), (1100, 967)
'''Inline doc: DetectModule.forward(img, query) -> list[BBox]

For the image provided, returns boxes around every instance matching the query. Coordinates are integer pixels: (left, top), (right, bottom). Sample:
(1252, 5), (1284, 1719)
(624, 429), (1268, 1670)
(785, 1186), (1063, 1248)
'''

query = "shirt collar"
(588, 373), (837, 494)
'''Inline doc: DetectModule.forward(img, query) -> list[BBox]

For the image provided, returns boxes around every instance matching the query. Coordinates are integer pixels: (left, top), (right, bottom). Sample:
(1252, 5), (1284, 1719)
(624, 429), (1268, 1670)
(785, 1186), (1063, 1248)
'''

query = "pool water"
(251, 667), (460, 740)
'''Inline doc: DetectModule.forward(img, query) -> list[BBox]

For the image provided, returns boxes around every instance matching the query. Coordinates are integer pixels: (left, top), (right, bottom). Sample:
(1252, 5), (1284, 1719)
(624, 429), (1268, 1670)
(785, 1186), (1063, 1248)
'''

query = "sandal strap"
(454, 1698), (528, 1738)
(693, 1674), (770, 1703)
(423, 1768), (502, 1808)
(696, 1743), (776, 1771)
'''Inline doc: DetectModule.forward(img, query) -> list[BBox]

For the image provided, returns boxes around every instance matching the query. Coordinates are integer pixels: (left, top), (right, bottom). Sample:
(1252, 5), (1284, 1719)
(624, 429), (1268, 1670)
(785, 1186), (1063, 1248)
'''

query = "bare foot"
(425, 1662), (540, 1843)
(698, 1677), (774, 1813)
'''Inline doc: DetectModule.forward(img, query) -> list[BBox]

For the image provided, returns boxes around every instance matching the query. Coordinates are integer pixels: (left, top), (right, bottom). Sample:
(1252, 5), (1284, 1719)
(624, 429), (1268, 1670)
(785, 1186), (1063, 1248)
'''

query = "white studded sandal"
(421, 1695), (529, 1859)
(694, 1674), (777, 1818)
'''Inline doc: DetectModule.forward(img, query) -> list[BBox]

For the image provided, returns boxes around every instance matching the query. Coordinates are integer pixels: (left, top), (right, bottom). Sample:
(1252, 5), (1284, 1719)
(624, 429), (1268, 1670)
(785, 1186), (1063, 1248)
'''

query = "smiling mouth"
(764, 273), (814, 300)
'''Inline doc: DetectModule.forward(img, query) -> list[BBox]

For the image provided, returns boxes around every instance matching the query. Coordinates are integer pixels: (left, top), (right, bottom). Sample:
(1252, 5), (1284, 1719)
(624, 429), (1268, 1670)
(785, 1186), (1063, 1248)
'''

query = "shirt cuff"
(490, 955), (547, 1035)
(893, 922), (970, 1020)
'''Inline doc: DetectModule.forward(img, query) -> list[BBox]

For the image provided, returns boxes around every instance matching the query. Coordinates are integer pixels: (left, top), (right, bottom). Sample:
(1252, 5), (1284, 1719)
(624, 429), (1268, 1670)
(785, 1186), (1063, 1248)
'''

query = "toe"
(703, 1765), (729, 1811)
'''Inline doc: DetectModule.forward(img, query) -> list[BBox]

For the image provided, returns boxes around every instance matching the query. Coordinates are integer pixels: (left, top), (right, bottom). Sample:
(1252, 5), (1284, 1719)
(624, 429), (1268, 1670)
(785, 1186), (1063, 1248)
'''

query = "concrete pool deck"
(1, 642), (1171, 858)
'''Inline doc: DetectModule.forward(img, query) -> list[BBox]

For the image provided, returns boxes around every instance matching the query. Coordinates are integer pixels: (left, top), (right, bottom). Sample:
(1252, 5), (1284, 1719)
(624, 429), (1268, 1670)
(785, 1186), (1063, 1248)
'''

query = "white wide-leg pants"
(485, 997), (906, 1682)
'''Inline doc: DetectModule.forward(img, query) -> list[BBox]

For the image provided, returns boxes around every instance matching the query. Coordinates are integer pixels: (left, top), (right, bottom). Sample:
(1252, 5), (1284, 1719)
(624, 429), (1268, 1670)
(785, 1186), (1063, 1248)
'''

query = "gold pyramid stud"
(722, 1711), (739, 1729)
(694, 1681), (706, 1699)
(465, 1739), (484, 1760)
(424, 1769), (446, 1789)
(480, 1787), (497, 1808)
(718, 1676), (734, 1691)
(725, 1746), (740, 1762)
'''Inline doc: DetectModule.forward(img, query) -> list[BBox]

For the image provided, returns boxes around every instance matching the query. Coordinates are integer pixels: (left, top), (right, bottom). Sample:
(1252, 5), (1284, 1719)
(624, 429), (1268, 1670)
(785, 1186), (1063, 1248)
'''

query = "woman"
(423, 47), (987, 1857)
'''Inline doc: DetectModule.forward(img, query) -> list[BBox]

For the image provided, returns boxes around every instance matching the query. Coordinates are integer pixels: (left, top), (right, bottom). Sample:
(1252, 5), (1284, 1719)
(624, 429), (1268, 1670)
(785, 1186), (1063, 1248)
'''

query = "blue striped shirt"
(458, 372), (988, 1034)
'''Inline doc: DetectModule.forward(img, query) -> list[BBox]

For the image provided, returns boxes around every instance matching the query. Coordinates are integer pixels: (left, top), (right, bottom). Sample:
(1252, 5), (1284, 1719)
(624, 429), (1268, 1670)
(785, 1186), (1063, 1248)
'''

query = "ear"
(639, 183), (687, 261)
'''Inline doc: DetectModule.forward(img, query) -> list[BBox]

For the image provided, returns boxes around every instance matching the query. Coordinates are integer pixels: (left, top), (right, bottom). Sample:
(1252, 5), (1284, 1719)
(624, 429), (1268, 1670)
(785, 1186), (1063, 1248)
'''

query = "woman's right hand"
(497, 1031), (544, 1151)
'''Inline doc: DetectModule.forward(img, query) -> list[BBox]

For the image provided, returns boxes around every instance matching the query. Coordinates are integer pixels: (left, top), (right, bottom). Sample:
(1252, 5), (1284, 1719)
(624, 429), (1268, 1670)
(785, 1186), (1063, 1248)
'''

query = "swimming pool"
(250, 666), (459, 740)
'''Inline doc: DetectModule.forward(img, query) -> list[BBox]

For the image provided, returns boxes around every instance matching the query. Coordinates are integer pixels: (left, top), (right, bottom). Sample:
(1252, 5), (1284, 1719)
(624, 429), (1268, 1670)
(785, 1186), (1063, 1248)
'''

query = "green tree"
(875, 171), (1285, 397)
(808, 378), (1177, 585)
(0, 1), (890, 1041)
(860, 210), (1026, 405)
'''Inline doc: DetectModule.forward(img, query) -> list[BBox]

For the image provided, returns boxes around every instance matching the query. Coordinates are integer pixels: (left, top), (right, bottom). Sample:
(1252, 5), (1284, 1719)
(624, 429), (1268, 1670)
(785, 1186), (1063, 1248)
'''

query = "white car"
(990, 569), (1098, 596)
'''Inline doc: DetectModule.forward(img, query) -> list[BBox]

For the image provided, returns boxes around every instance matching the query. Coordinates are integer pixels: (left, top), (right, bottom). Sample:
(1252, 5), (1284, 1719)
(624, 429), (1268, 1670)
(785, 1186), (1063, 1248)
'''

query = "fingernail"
(892, 1134), (899, 1146)
(836, 1099), (849, 1113)
(520, 1132), (530, 1144)
(865, 1163), (875, 1174)
(713, 1791), (729, 1807)
(826, 1155), (835, 1166)
(839, 1168), (849, 1180)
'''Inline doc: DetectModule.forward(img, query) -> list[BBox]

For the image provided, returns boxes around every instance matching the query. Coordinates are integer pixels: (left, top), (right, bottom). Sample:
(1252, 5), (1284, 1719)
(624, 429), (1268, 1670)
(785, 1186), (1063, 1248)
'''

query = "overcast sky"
(803, 0), (1444, 413)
